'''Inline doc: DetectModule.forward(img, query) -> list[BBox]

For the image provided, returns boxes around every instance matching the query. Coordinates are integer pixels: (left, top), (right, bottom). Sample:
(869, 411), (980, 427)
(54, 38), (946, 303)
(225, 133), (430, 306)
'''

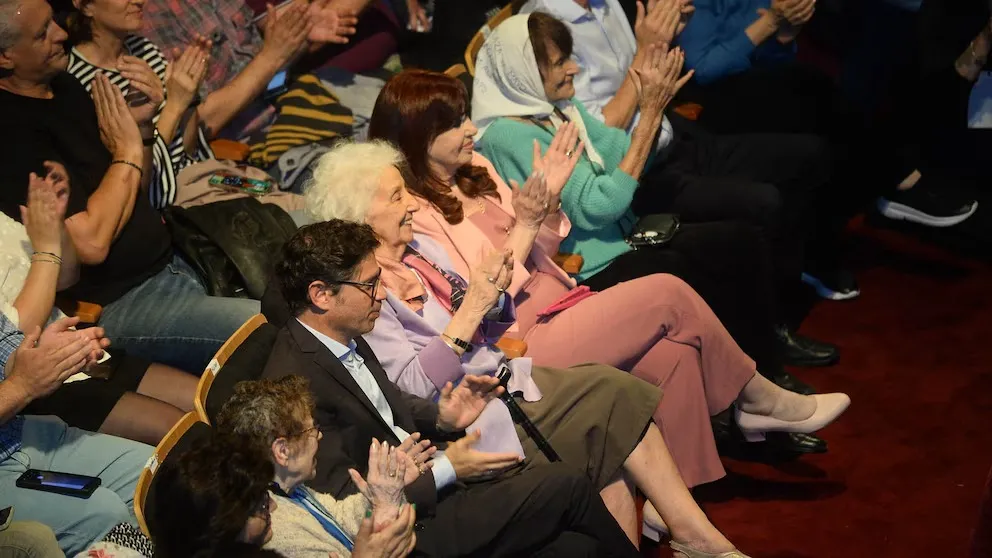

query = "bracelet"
(111, 160), (143, 178)
(32, 251), (63, 265)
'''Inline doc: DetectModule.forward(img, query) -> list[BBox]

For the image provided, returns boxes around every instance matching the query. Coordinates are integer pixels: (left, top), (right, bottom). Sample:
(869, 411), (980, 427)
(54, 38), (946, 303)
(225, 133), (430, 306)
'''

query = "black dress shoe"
(765, 432), (828, 454)
(769, 371), (816, 396)
(774, 325), (840, 367)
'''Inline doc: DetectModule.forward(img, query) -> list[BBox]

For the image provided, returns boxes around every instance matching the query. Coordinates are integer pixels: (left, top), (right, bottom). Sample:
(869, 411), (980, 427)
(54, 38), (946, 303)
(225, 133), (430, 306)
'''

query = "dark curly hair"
(63, 0), (94, 45)
(275, 219), (380, 317)
(149, 433), (275, 558)
(368, 69), (500, 225)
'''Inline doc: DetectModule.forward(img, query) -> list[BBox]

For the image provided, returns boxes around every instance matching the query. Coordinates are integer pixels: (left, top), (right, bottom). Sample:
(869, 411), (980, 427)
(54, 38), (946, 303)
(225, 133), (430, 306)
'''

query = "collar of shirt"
(538, 0), (609, 23)
(296, 319), (365, 367)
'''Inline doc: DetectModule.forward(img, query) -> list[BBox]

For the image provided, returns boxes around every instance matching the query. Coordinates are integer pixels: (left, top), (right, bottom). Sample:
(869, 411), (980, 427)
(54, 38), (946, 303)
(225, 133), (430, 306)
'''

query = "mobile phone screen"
(267, 70), (288, 93)
(33, 471), (93, 490)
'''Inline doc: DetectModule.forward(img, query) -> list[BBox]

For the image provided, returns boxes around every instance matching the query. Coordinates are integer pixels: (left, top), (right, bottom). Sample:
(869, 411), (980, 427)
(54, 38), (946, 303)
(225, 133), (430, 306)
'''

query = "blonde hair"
(304, 140), (407, 224)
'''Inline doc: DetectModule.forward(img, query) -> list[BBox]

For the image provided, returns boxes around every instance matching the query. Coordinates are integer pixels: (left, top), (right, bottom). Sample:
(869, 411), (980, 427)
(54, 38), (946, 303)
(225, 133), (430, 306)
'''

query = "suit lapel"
(288, 320), (396, 437)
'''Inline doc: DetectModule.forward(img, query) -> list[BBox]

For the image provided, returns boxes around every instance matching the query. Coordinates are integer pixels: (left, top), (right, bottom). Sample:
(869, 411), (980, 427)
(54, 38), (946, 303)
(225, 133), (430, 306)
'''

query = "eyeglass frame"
(321, 271), (382, 300)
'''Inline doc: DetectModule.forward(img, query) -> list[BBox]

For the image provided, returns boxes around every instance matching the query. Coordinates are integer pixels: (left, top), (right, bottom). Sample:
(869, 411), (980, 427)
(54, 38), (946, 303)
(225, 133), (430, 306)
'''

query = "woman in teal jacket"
(473, 13), (833, 403)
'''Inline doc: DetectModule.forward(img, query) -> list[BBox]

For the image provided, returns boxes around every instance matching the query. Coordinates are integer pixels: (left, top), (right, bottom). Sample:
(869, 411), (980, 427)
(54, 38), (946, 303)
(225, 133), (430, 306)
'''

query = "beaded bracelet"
(111, 160), (143, 178)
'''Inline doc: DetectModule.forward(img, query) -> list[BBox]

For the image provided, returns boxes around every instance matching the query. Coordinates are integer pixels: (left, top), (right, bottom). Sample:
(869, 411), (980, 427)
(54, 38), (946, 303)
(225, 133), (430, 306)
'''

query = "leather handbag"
(627, 213), (680, 249)
(163, 197), (297, 299)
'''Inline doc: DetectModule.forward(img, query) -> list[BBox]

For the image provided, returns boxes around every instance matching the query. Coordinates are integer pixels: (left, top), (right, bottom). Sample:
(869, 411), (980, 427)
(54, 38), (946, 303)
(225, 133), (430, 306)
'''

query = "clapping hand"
(629, 43), (694, 116)
(166, 36), (211, 111)
(349, 439), (408, 530)
(464, 249), (513, 315)
(436, 375), (503, 432)
(332, 502), (417, 558)
(635, 0), (681, 48)
(21, 162), (70, 254)
(770, 0), (815, 26)
(92, 72), (143, 163)
(396, 432), (436, 485)
(118, 55), (164, 127)
(510, 171), (552, 229)
(308, 0), (359, 45)
(405, 0), (431, 32)
(531, 122), (583, 199)
(443, 429), (523, 480)
(261, 0), (312, 65)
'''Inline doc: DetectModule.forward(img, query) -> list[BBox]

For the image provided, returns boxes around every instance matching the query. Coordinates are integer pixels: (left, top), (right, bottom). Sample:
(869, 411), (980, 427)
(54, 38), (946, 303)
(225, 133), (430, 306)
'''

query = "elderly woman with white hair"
(299, 140), (850, 557)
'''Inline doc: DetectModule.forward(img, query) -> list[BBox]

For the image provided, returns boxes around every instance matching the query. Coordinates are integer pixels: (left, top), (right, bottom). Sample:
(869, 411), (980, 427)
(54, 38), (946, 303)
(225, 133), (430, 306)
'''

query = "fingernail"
(365, 509), (372, 518)
(412, 504), (417, 511)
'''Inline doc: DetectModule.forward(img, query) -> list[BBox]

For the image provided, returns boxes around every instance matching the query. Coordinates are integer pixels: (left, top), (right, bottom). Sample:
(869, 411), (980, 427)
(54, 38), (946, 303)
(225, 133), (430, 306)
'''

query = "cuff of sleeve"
(431, 455), (457, 490)
(420, 337), (465, 392)
(609, 167), (641, 200)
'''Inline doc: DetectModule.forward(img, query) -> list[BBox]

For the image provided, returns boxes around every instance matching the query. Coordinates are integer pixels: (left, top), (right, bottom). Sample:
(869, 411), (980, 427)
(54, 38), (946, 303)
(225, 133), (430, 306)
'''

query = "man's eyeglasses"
(251, 494), (275, 520)
(326, 274), (381, 299)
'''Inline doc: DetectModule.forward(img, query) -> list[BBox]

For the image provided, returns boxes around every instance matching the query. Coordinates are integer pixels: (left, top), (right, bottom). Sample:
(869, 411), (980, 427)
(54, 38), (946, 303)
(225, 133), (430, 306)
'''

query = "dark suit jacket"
(261, 318), (462, 516)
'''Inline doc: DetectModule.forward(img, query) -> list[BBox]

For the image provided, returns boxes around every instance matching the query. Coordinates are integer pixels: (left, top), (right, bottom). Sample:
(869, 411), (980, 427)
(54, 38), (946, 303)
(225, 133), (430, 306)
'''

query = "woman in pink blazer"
(366, 70), (848, 507)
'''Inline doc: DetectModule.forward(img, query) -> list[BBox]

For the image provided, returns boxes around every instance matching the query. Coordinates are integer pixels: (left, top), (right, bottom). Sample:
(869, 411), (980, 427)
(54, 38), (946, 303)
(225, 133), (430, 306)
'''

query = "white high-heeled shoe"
(736, 393), (851, 442)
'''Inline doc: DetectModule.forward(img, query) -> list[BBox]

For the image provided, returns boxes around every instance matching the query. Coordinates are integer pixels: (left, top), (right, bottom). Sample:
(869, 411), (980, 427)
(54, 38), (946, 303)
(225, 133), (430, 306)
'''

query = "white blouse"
(0, 212), (64, 328)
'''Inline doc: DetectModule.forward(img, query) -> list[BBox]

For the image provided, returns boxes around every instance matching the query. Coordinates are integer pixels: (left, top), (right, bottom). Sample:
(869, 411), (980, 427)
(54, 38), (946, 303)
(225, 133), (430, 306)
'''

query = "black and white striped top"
(67, 34), (214, 210)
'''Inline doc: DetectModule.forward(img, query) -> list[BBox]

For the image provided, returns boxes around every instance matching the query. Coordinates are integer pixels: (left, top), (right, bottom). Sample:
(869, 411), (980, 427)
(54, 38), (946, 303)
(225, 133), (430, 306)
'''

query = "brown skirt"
(514, 364), (662, 491)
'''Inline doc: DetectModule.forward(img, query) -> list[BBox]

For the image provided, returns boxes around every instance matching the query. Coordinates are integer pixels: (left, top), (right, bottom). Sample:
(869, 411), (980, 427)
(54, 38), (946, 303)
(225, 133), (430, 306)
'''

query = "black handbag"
(163, 198), (297, 299)
(627, 213), (680, 248)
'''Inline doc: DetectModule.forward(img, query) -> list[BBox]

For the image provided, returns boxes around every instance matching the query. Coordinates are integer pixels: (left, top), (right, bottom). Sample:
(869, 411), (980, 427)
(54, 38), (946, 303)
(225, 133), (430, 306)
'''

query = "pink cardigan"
(411, 153), (577, 314)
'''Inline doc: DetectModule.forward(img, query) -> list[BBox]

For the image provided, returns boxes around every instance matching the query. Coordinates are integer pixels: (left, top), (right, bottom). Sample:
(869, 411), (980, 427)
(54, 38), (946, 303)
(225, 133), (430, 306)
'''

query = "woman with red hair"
(365, 69), (850, 533)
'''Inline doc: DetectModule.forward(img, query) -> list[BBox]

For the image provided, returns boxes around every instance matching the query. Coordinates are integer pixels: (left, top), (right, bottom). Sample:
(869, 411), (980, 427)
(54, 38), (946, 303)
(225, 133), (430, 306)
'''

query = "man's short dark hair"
(276, 219), (381, 317)
(149, 433), (274, 558)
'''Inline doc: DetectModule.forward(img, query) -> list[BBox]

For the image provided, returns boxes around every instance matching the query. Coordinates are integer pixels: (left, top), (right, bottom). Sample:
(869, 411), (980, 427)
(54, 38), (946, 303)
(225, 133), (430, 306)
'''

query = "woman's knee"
(0, 522), (62, 558)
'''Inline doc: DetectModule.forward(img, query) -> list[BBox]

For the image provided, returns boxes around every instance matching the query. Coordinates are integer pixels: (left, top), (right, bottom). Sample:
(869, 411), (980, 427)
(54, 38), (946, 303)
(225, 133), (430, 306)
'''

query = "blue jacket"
(678, 0), (797, 84)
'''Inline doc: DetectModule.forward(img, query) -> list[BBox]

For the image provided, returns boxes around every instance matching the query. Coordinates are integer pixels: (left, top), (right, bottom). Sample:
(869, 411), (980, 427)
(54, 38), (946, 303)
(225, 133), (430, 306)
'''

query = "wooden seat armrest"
(210, 139), (251, 162)
(552, 253), (584, 275)
(672, 102), (703, 121)
(495, 337), (528, 359)
(56, 298), (103, 325)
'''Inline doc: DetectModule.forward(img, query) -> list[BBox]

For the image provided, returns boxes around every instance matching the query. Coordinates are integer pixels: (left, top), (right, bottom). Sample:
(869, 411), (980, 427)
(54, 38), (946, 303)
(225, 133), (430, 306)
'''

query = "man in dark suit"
(260, 220), (639, 557)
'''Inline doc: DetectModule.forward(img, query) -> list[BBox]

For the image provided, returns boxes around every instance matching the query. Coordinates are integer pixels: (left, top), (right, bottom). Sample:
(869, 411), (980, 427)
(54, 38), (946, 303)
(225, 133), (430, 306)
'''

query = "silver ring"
(487, 276), (496, 284)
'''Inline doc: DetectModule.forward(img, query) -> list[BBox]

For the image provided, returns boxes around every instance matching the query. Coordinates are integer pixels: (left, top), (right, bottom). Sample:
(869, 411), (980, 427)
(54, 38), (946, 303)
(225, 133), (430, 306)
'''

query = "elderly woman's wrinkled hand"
(629, 43), (693, 116)
(510, 170), (551, 229)
(465, 249), (513, 314)
(531, 123), (583, 199)
(349, 439), (408, 528)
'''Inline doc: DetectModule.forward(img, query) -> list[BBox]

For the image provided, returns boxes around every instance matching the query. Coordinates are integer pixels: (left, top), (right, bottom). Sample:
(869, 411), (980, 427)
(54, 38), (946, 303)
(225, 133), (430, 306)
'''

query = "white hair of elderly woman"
(303, 140), (407, 224)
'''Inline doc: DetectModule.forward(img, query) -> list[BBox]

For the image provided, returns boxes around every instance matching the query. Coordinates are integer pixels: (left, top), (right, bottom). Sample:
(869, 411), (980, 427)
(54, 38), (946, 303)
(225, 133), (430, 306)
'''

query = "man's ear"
(0, 50), (15, 73)
(306, 280), (334, 311)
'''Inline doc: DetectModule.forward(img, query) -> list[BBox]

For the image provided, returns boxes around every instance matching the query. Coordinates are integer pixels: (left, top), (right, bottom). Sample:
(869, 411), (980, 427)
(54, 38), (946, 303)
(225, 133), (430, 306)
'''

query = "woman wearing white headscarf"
(473, 13), (833, 403)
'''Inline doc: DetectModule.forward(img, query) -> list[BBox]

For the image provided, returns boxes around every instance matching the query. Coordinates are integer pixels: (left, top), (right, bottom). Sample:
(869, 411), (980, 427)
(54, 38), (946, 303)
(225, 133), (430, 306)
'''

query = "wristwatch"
(442, 334), (473, 353)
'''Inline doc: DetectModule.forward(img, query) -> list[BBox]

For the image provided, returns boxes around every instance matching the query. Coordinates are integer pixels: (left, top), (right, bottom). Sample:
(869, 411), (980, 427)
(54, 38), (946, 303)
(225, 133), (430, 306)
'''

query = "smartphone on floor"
(15, 469), (101, 498)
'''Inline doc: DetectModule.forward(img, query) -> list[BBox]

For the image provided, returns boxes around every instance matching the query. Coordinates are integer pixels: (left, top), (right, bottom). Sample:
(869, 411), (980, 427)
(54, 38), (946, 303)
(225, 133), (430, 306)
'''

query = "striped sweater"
(67, 34), (215, 209)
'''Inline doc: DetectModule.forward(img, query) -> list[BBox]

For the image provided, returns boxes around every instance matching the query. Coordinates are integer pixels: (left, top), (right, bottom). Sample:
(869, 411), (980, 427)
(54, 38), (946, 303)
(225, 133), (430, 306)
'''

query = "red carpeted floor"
(645, 220), (992, 558)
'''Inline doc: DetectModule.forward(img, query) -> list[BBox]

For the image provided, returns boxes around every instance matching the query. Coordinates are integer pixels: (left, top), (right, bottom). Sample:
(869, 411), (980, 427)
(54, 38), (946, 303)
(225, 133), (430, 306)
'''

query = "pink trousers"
(519, 273), (757, 488)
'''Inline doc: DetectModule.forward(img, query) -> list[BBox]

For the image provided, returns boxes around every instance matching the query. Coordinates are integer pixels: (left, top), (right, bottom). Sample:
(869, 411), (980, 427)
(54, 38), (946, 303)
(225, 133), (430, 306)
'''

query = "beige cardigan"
(265, 488), (371, 558)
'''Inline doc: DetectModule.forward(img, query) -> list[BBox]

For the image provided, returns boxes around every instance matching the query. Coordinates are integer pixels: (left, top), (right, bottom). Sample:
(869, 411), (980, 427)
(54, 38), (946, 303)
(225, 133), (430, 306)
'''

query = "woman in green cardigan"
(473, 12), (834, 403)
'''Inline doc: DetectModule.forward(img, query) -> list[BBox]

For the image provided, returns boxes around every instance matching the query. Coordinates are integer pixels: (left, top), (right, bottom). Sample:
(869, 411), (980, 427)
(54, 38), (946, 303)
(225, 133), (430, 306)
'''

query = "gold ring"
(565, 150), (573, 158)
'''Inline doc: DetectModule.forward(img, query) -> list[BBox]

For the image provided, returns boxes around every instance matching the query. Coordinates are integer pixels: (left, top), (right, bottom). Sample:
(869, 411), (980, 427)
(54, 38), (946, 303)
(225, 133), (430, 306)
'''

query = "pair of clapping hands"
(341, 375), (524, 556)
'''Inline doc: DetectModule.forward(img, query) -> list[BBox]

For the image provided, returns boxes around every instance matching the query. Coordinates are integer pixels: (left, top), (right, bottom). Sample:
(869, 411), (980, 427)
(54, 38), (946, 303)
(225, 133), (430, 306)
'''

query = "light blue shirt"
(522, 0), (674, 148)
(297, 320), (457, 491)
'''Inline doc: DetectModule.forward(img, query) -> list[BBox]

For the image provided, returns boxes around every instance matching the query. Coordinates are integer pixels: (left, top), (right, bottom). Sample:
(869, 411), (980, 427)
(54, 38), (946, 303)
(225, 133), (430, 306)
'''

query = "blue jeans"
(0, 416), (152, 556)
(98, 255), (261, 374)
